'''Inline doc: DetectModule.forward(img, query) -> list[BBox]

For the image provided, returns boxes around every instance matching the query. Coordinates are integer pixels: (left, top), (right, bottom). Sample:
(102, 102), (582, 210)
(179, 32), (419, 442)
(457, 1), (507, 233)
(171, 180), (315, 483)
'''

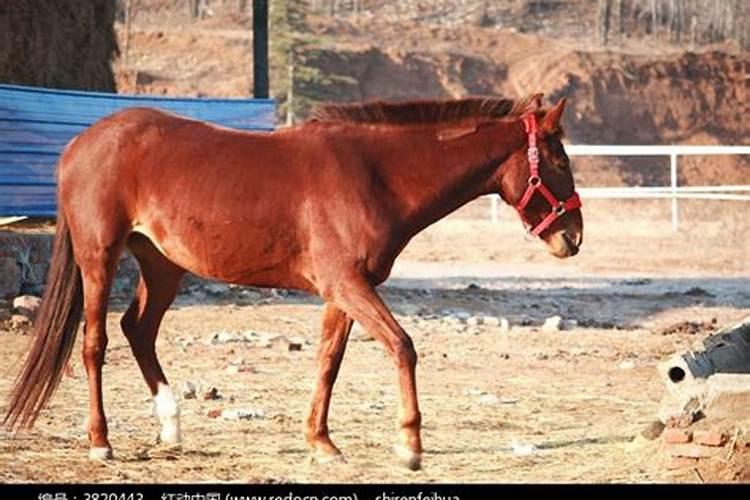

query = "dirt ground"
(1, 200), (748, 484)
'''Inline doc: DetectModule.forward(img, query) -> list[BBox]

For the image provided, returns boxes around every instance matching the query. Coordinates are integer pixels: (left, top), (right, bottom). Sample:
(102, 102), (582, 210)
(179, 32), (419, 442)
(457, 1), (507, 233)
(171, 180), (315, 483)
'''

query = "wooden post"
(253, 0), (269, 98)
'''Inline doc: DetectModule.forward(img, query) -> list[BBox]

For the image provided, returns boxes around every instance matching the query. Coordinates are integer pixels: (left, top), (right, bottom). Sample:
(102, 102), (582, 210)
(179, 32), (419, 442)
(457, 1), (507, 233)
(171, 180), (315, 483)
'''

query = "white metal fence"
(488, 145), (750, 230)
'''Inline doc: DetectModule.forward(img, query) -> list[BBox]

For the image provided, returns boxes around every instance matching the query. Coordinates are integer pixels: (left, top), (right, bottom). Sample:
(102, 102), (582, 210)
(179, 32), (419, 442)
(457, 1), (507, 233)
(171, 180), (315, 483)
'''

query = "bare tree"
(123, 0), (141, 67)
(597, 0), (613, 45)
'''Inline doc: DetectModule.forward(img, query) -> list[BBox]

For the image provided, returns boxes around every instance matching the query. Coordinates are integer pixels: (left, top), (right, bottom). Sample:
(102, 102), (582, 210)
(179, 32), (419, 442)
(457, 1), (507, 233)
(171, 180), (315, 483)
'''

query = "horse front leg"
(305, 302), (353, 463)
(329, 273), (423, 471)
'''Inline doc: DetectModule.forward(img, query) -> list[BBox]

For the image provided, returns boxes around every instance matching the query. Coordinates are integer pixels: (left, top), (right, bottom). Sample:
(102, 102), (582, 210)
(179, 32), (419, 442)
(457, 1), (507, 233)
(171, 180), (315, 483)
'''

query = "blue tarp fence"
(0, 84), (276, 217)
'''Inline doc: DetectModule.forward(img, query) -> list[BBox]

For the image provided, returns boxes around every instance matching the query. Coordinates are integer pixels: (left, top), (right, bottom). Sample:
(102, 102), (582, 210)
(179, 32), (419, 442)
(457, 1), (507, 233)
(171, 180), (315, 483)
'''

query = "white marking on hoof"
(153, 383), (181, 445)
(394, 443), (422, 471)
(89, 447), (113, 460)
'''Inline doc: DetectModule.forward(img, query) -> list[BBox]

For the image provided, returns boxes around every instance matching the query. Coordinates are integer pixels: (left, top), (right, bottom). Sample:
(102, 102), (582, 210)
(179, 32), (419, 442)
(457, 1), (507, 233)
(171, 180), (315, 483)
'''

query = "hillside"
(112, 0), (750, 186)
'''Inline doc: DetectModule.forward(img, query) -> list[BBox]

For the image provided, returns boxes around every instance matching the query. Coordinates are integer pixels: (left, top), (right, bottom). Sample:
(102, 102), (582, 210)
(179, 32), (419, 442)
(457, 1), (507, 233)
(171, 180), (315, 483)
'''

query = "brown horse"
(4, 94), (582, 470)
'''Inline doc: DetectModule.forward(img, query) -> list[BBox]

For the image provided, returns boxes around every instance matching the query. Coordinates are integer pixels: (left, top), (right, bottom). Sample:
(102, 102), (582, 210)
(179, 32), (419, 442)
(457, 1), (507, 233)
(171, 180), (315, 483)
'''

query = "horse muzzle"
(546, 228), (583, 258)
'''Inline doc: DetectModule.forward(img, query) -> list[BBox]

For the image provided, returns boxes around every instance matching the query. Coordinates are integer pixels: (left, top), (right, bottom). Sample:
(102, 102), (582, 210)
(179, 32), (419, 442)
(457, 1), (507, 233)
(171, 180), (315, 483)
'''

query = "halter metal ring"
(528, 175), (541, 187)
(554, 203), (566, 215)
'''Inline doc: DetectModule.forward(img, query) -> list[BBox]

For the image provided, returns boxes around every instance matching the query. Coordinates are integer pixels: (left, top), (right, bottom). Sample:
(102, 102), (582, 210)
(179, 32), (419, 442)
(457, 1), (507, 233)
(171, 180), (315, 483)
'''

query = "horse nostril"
(562, 232), (579, 254)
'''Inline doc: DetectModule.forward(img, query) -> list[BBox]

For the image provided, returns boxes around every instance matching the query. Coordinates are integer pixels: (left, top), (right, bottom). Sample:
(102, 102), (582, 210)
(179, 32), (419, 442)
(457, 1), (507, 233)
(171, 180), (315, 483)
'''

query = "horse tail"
(4, 210), (83, 430)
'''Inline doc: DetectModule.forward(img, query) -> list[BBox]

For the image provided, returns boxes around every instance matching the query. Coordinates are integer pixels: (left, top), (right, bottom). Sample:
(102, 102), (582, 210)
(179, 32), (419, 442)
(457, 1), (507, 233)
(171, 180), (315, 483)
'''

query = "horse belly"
(132, 218), (311, 291)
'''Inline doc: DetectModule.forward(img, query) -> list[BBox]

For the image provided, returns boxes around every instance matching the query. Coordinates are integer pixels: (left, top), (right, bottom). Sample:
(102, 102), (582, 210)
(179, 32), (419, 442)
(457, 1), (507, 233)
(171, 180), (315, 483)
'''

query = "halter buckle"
(527, 147), (539, 163)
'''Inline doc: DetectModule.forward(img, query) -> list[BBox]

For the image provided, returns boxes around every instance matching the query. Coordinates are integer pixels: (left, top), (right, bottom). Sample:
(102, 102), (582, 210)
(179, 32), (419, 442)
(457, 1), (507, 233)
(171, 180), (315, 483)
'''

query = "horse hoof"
(89, 447), (113, 461)
(157, 429), (182, 447)
(394, 443), (422, 471)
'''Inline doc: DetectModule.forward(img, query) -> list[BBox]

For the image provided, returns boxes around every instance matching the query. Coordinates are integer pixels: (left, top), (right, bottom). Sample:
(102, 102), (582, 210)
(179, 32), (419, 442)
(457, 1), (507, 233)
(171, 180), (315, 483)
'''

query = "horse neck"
(373, 119), (525, 235)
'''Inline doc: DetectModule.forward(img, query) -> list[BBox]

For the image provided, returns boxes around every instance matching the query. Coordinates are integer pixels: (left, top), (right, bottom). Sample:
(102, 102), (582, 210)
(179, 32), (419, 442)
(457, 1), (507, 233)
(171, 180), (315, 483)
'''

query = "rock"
(658, 388), (705, 427)
(12, 295), (42, 320)
(498, 318), (510, 333)
(482, 316), (499, 327)
(542, 315), (563, 332)
(510, 442), (538, 456)
(453, 310), (471, 322)
(201, 386), (220, 400)
(640, 420), (665, 440)
(541, 316), (576, 332)
(665, 413), (699, 429)
(205, 330), (243, 345)
(217, 330), (239, 343)
(206, 408), (223, 418)
(479, 394), (500, 405)
(478, 393), (517, 406)
(205, 283), (230, 296)
(0, 258), (21, 300)
(684, 287), (714, 297)
(176, 338), (194, 350)
(703, 373), (750, 420)
(9, 314), (32, 330)
(618, 360), (636, 370)
(463, 388), (484, 397)
(287, 342), (302, 352)
(363, 401), (386, 412)
(483, 316), (510, 330)
(467, 316), (483, 327)
(222, 408), (265, 420)
(180, 381), (197, 399)
(240, 290), (262, 301)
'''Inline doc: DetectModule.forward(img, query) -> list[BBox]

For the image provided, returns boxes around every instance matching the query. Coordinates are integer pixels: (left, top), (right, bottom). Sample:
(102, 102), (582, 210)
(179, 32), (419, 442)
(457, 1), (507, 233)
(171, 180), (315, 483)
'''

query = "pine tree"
(270, 0), (328, 123)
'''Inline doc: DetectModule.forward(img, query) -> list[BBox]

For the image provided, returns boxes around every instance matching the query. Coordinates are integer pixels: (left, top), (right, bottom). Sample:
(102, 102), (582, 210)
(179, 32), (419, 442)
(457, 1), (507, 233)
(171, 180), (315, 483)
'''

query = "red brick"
(665, 414), (694, 429)
(663, 428), (693, 444)
(667, 457), (699, 469)
(668, 443), (723, 459)
(693, 430), (728, 447)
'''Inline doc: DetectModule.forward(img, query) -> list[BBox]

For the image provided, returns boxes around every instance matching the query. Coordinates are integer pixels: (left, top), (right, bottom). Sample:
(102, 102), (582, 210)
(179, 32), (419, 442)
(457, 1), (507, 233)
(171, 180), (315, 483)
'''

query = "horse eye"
(557, 153), (570, 170)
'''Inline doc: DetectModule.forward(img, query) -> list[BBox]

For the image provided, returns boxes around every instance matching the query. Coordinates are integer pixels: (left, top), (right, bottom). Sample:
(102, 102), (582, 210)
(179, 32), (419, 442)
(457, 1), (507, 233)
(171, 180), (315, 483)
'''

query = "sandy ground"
(1, 200), (749, 483)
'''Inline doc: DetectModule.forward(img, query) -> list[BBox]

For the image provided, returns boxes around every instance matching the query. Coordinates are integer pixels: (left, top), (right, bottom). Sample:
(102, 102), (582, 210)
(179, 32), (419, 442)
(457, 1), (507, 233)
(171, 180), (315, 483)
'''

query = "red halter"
(514, 113), (582, 237)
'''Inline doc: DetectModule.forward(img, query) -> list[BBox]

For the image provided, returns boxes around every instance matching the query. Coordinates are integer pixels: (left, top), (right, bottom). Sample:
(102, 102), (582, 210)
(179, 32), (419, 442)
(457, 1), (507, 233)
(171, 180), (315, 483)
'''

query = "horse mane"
(310, 94), (543, 125)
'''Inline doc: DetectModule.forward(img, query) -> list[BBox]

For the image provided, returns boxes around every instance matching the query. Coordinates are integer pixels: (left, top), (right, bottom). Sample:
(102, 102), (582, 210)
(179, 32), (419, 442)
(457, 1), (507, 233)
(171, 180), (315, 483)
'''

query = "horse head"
(496, 96), (583, 258)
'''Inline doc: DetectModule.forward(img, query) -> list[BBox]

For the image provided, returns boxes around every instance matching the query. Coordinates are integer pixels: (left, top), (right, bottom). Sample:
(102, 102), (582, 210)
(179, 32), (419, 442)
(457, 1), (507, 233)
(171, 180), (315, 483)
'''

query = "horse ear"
(542, 98), (567, 133)
(532, 93), (544, 110)
(517, 93), (544, 115)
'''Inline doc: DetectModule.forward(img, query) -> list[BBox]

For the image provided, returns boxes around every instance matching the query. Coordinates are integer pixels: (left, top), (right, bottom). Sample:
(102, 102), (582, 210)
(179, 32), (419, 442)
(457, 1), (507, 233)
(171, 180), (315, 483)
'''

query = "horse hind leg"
(120, 233), (185, 446)
(76, 233), (128, 460)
